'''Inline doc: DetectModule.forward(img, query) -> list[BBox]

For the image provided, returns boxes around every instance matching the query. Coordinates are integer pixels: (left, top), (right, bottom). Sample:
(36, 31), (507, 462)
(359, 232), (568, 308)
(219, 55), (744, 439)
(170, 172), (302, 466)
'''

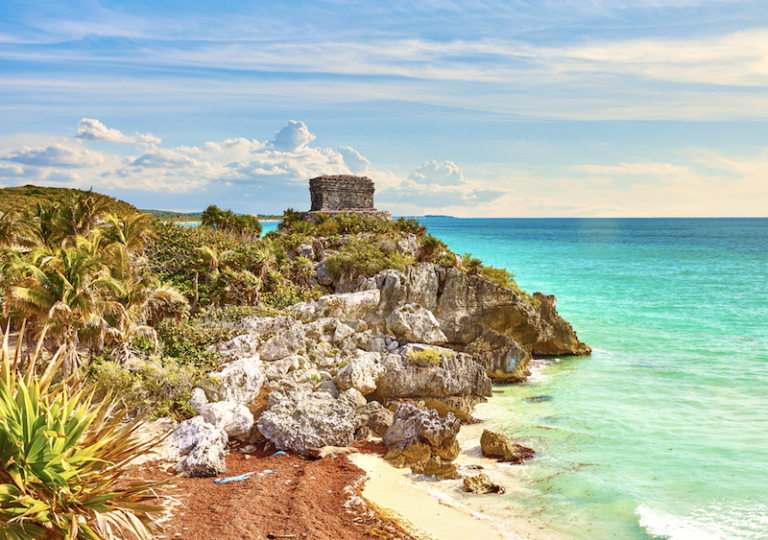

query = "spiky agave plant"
(0, 325), (168, 540)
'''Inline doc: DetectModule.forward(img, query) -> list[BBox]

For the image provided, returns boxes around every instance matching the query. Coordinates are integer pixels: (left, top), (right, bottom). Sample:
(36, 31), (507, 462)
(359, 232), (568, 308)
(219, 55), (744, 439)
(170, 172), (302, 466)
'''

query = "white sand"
(350, 452), (573, 540)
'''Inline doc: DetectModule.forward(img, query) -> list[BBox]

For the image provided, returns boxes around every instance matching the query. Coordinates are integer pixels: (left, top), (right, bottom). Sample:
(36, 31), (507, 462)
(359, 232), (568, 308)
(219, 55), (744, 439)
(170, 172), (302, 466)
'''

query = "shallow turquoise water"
(421, 218), (768, 540)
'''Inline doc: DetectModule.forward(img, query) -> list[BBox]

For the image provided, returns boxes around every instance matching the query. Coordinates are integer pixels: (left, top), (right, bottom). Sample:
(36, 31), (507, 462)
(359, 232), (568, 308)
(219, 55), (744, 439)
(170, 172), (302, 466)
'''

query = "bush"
(91, 357), (198, 420)
(0, 333), (167, 539)
(325, 238), (415, 277)
(407, 349), (443, 367)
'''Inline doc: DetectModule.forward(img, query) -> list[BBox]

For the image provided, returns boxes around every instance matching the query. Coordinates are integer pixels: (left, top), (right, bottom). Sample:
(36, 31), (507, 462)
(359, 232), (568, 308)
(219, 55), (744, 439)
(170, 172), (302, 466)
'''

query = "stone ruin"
(301, 175), (392, 222)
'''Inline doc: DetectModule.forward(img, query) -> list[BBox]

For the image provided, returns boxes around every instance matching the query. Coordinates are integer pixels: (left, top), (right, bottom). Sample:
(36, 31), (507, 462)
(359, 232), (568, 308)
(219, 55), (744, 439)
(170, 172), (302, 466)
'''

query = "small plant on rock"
(407, 349), (443, 367)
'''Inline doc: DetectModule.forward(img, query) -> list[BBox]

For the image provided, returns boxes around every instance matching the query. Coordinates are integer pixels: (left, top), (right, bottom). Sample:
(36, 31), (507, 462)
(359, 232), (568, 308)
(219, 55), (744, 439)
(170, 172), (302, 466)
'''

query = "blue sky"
(1, 0), (767, 217)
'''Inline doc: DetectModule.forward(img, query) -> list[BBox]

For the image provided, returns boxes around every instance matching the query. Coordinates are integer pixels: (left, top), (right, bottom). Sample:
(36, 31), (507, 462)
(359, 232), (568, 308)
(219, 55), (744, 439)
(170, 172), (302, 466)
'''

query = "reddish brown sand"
(134, 442), (421, 540)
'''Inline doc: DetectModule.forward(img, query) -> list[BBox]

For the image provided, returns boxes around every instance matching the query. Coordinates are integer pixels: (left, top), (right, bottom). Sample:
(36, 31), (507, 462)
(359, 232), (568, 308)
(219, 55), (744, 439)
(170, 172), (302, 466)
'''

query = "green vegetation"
(407, 349), (443, 366)
(0, 332), (167, 540)
(0, 186), (536, 421)
(325, 238), (415, 278)
(0, 185), (137, 216)
(201, 204), (262, 236)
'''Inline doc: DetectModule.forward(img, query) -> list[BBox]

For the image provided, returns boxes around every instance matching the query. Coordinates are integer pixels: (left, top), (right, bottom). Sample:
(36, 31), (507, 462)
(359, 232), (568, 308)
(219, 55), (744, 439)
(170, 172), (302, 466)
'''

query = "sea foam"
(637, 502), (768, 540)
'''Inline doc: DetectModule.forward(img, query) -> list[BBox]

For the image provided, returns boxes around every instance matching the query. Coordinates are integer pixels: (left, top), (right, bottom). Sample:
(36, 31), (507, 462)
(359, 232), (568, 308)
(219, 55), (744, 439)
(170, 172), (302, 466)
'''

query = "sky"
(1, 0), (767, 217)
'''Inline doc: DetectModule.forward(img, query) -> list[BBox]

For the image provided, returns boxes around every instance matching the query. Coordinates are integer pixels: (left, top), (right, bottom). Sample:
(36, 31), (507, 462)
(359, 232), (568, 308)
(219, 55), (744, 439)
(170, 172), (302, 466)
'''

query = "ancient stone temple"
(301, 175), (392, 221)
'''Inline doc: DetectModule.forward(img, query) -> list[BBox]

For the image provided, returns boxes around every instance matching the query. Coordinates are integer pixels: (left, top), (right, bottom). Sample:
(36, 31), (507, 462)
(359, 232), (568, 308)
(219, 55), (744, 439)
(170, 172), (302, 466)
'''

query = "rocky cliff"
(165, 231), (590, 477)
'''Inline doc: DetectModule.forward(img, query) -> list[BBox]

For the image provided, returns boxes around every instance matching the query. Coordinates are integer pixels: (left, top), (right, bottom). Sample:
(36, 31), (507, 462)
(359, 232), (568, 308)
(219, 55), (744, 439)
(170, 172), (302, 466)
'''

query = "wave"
(637, 502), (768, 540)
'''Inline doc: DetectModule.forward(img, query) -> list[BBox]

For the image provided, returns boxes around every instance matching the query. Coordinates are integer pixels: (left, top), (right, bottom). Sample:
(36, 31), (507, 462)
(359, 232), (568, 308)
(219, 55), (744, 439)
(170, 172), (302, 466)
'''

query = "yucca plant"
(0, 325), (168, 540)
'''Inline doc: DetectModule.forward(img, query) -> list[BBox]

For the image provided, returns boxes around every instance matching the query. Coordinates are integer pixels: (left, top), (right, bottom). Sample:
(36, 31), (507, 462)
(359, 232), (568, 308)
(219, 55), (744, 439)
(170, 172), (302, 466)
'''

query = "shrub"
(90, 357), (198, 420)
(407, 349), (443, 367)
(325, 238), (415, 278)
(0, 331), (167, 539)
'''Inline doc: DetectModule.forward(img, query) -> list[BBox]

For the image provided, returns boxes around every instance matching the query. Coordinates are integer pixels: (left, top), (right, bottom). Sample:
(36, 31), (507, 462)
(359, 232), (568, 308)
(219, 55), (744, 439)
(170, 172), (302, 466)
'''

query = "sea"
(418, 218), (768, 540)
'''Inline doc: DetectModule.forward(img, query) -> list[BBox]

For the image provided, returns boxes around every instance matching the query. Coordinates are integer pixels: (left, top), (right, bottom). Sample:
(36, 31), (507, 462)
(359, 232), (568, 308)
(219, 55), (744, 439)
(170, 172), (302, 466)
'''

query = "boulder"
(294, 241), (314, 259)
(532, 293), (592, 356)
(386, 304), (447, 345)
(463, 474), (505, 494)
(480, 429), (535, 464)
(200, 356), (266, 405)
(466, 329), (531, 382)
(318, 289), (380, 320)
(383, 403), (461, 478)
(316, 260), (334, 286)
(355, 401), (395, 438)
(338, 388), (367, 409)
(165, 416), (228, 477)
(422, 395), (486, 420)
(332, 350), (384, 395)
(189, 387), (208, 415)
(257, 388), (357, 456)
(373, 344), (492, 402)
(259, 322), (306, 361)
(200, 401), (254, 439)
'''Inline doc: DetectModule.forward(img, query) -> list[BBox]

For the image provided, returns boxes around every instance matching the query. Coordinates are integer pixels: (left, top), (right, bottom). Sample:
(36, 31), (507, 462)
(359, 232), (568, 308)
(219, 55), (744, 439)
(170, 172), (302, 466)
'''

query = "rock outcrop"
(532, 293), (592, 356)
(383, 404), (461, 479)
(165, 416), (228, 477)
(463, 474), (505, 494)
(480, 429), (535, 464)
(256, 388), (357, 456)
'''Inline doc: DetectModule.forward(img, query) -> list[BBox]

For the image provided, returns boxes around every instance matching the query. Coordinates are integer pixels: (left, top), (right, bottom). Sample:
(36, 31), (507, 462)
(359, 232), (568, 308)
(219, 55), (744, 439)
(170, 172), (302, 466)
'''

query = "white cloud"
(0, 143), (104, 168)
(44, 170), (82, 183)
(338, 146), (370, 175)
(0, 164), (26, 178)
(408, 160), (465, 186)
(270, 120), (316, 152)
(75, 118), (161, 144)
(379, 160), (511, 209)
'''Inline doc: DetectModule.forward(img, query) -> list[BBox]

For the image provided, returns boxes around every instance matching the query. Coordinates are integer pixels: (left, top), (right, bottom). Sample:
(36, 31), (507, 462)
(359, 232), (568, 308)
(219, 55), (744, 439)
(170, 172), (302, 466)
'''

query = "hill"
(0, 185), (139, 216)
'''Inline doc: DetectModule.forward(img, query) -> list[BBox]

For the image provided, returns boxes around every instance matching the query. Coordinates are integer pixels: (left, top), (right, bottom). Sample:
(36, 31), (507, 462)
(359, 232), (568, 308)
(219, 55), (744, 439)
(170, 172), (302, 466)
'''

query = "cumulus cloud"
(379, 160), (511, 209)
(44, 170), (82, 184)
(337, 146), (370, 175)
(75, 118), (161, 144)
(0, 163), (26, 178)
(408, 160), (465, 186)
(0, 143), (104, 168)
(270, 120), (316, 152)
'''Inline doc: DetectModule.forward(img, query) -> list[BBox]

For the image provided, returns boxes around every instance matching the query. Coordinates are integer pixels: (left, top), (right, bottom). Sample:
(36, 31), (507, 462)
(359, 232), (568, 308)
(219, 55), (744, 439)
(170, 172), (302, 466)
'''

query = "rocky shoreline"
(158, 231), (590, 534)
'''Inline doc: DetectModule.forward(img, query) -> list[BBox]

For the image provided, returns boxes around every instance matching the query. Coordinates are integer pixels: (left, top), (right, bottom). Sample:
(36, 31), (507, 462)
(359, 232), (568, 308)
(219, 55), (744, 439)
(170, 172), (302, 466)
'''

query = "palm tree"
(201, 205), (222, 228)
(103, 243), (189, 363)
(8, 247), (117, 373)
(57, 191), (111, 244)
(103, 212), (156, 254)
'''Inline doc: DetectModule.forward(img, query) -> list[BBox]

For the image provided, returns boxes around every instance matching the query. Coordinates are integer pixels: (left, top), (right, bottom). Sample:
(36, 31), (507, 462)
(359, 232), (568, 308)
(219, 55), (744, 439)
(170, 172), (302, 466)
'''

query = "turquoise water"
(421, 218), (768, 540)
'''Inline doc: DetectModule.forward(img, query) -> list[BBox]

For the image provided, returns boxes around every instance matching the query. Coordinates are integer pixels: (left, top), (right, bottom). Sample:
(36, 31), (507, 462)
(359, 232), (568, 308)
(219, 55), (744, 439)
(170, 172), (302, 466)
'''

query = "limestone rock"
(189, 387), (208, 415)
(383, 404), (461, 476)
(200, 356), (266, 405)
(257, 388), (357, 456)
(434, 267), (543, 348)
(466, 329), (532, 382)
(200, 401), (254, 439)
(165, 416), (228, 477)
(405, 263), (439, 310)
(386, 304), (447, 345)
(295, 241), (314, 259)
(463, 474), (505, 494)
(412, 457), (461, 480)
(318, 289), (381, 320)
(532, 293), (592, 356)
(422, 395), (486, 421)
(355, 401), (394, 438)
(373, 344), (492, 401)
(316, 260), (334, 286)
(338, 387), (367, 409)
(332, 350), (384, 395)
(259, 322), (306, 361)
(480, 429), (535, 464)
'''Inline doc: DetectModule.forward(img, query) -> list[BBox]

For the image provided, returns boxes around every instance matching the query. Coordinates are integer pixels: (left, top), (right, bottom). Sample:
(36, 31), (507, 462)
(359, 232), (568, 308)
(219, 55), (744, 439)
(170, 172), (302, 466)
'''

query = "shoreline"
(351, 400), (576, 540)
